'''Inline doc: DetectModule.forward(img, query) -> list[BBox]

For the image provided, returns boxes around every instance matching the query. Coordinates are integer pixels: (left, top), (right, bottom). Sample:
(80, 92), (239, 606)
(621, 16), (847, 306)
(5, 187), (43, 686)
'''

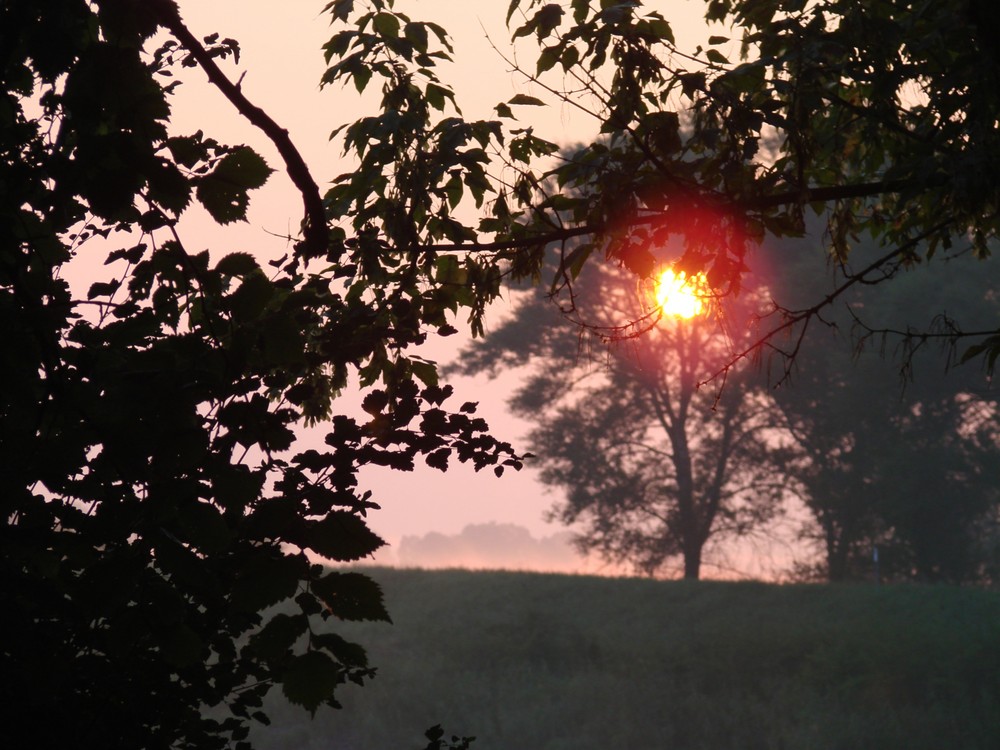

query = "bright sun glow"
(654, 268), (710, 319)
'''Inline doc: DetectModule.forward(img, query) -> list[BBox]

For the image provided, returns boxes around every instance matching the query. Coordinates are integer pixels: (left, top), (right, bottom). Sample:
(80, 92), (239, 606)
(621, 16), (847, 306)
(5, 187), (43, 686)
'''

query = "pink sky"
(160, 1), (797, 575)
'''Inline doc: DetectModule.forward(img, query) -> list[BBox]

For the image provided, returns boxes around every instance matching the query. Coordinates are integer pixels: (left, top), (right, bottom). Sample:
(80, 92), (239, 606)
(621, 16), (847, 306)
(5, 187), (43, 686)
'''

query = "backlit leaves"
(281, 651), (343, 716)
(312, 571), (392, 622)
(195, 146), (274, 224)
(5, 4), (525, 747)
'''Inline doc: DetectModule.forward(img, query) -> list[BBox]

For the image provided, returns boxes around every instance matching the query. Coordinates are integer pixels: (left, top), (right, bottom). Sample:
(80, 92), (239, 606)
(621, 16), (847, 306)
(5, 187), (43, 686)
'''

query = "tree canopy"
(322, 0), (1000, 368)
(1, 1), (520, 747)
(5, 0), (1000, 746)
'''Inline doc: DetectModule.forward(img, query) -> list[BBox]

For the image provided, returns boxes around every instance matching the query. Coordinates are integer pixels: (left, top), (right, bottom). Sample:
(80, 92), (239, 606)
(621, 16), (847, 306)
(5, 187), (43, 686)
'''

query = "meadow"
(252, 568), (1000, 750)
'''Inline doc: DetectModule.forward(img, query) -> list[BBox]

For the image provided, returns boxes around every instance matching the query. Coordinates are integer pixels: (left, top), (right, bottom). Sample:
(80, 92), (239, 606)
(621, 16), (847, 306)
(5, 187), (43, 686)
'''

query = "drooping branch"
(148, 0), (328, 259)
(706, 216), (959, 389)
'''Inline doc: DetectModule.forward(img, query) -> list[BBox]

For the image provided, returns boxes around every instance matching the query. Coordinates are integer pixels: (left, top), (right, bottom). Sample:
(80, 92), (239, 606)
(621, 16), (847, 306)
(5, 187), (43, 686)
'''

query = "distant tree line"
(456, 230), (1000, 584)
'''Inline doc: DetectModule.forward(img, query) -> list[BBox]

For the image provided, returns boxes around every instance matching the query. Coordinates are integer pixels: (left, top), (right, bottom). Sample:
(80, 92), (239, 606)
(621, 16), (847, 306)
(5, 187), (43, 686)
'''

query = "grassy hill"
(251, 568), (1000, 750)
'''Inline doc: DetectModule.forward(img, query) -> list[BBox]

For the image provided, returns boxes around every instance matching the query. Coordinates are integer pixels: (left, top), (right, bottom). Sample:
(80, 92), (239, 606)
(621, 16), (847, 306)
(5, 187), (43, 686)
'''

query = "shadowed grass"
(253, 568), (1000, 750)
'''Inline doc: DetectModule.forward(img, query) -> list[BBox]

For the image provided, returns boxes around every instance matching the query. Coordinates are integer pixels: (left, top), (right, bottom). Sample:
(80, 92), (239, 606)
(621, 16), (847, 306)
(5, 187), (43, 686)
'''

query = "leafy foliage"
(6, 0), (1000, 745)
(1, 1), (520, 747)
(320, 0), (1000, 373)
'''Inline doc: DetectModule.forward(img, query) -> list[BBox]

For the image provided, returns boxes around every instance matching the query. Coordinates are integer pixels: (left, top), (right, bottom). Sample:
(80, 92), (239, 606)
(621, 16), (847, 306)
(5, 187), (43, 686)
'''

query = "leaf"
(426, 83), (453, 112)
(87, 280), (120, 299)
(195, 147), (273, 224)
(230, 552), (303, 613)
(361, 389), (388, 416)
(281, 651), (343, 716)
(534, 4), (564, 38)
(305, 511), (385, 562)
(560, 45), (580, 71)
(325, 0), (355, 22)
(505, 0), (522, 25)
(494, 102), (515, 119)
(175, 500), (233, 554)
(215, 251), (260, 277)
(705, 48), (729, 65)
(404, 22), (429, 52)
(537, 45), (561, 75)
(311, 632), (369, 668)
(372, 12), (400, 39)
(508, 94), (545, 106)
(426, 448), (450, 471)
(161, 624), (204, 668)
(410, 358), (439, 386)
(311, 571), (392, 622)
(248, 613), (309, 664)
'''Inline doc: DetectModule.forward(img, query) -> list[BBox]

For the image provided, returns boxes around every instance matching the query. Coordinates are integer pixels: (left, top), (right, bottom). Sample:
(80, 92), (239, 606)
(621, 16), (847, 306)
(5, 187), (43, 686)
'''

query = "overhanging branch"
(149, 0), (328, 259)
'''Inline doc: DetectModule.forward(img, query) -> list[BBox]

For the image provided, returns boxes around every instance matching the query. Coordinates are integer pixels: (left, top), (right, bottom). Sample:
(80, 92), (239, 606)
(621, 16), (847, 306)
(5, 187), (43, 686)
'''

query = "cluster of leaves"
(6, 0), (1000, 745)
(1, 1), (521, 747)
(322, 0), (1000, 369)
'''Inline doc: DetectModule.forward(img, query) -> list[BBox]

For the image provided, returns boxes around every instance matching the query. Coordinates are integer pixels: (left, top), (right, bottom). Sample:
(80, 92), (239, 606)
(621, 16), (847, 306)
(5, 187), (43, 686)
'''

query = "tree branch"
(149, 0), (328, 259)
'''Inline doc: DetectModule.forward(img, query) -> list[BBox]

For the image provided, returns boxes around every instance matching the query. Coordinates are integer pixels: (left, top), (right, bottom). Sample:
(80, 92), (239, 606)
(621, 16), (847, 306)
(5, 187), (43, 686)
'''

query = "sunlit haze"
(655, 268), (711, 319)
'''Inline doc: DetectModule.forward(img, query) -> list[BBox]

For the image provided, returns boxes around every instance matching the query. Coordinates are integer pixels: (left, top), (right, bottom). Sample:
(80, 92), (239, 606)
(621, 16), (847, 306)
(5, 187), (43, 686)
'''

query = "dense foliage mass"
(1, 1), (520, 747)
(4, 0), (1000, 746)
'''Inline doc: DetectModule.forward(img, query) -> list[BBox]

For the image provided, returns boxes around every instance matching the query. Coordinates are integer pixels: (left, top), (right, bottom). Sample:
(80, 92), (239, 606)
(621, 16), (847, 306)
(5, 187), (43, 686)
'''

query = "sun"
(654, 268), (710, 319)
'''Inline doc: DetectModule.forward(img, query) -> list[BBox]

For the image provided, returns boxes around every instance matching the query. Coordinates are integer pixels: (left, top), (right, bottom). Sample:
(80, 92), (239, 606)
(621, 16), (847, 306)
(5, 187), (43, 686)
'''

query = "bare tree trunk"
(682, 543), (702, 580)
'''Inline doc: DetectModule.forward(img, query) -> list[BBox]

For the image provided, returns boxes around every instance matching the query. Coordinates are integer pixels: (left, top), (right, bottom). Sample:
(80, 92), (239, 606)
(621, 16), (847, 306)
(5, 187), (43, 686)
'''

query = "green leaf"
(195, 147), (273, 224)
(312, 571), (392, 622)
(230, 551), (306, 613)
(410, 358), (439, 386)
(372, 12), (400, 38)
(505, 0), (522, 25)
(353, 65), (373, 93)
(508, 94), (545, 106)
(534, 4), (564, 38)
(248, 613), (309, 664)
(404, 22), (429, 52)
(211, 146), (273, 189)
(325, 0), (355, 22)
(229, 272), (274, 319)
(281, 651), (343, 716)
(311, 632), (369, 668)
(175, 500), (233, 554)
(305, 511), (386, 562)
(215, 251), (260, 277)
(426, 83), (453, 111)
(494, 102), (515, 119)
(560, 45), (580, 71)
(161, 624), (204, 668)
(537, 45), (560, 75)
(705, 48), (729, 65)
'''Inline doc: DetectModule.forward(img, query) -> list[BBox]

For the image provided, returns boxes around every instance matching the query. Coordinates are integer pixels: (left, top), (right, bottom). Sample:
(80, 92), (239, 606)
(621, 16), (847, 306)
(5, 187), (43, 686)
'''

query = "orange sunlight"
(654, 268), (710, 319)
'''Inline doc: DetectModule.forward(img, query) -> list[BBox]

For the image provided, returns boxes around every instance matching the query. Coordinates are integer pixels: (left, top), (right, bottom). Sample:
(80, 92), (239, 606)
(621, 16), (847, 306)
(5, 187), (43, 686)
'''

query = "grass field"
(251, 568), (1000, 750)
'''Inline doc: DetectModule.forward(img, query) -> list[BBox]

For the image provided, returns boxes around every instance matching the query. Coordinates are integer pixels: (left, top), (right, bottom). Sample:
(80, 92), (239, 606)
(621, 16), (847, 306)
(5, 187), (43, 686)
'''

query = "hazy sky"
(166, 1), (725, 567)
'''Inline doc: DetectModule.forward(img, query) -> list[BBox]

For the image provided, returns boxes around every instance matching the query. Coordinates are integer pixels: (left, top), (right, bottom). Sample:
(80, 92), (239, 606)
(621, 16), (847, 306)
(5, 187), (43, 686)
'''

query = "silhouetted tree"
(768, 241), (1000, 583)
(453, 257), (792, 579)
